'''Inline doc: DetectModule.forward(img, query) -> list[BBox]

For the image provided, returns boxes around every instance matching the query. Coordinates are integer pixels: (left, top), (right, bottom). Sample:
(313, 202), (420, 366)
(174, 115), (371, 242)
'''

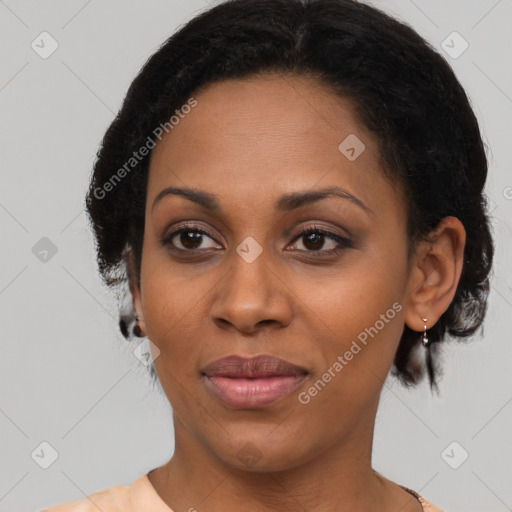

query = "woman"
(43, 0), (493, 510)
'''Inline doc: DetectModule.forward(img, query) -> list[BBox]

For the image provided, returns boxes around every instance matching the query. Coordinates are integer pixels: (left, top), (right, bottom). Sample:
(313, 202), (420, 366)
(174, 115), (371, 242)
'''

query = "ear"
(403, 216), (466, 333)
(124, 247), (146, 335)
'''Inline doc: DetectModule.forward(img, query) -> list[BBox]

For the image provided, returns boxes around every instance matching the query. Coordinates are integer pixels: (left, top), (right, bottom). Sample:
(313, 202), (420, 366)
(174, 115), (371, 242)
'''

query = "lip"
(201, 355), (308, 409)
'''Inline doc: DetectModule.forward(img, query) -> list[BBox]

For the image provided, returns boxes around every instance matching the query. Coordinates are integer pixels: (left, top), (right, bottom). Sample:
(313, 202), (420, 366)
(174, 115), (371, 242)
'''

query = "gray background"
(0, 1), (511, 511)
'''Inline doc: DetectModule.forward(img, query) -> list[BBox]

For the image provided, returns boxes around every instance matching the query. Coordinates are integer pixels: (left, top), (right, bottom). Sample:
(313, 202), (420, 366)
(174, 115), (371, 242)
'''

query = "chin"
(210, 430), (317, 473)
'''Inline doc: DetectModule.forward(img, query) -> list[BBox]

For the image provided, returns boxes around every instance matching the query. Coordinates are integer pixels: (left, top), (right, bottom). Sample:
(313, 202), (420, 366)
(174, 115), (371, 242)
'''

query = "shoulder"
(400, 485), (445, 512)
(40, 475), (146, 512)
(417, 497), (445, 512)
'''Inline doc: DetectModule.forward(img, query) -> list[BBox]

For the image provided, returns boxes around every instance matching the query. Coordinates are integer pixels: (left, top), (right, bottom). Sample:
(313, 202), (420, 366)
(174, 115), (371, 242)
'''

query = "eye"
(289, 225), (353, 255)
(162, 223), (221, 252)
(162, 223), (353, 256)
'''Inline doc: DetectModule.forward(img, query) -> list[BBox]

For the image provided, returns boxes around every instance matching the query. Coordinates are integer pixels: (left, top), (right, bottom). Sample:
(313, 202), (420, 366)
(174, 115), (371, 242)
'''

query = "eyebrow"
(151, 185), (372, 215)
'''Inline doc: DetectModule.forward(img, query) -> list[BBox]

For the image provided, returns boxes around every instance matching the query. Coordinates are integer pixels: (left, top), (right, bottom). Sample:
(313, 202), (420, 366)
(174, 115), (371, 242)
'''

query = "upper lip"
(201, 355), (308, 378)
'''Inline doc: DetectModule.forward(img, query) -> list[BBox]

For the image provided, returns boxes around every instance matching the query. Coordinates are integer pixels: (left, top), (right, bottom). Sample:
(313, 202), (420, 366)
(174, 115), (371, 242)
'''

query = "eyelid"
(289, 224), (354, 251)
(292, 223), (352, 241)
(162, 221), (353, 255)
(161, 222), (222, 248)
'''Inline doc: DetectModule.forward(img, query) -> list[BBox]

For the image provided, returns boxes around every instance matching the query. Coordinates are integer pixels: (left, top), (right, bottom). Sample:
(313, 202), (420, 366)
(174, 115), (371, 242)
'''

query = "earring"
(133, 315), (143, 338)
(421, 317), (429, 347)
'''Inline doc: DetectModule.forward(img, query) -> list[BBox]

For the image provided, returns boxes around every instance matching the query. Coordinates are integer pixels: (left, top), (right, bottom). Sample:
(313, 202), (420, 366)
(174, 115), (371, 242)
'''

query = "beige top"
(41, 474), (444, 511)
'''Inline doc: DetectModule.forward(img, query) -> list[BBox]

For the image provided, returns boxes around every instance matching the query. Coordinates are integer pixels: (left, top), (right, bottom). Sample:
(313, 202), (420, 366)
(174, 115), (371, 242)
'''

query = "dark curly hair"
(85, 0), (494, 391)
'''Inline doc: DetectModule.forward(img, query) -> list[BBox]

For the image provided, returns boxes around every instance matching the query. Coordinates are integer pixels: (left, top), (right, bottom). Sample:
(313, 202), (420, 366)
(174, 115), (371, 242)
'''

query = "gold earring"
(421, 317), (429, 347)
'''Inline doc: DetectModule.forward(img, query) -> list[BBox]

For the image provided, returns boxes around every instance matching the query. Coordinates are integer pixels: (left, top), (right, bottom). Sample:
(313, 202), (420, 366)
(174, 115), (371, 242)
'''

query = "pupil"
(305, 233), (323, 250)
(181, 231), (202, 249)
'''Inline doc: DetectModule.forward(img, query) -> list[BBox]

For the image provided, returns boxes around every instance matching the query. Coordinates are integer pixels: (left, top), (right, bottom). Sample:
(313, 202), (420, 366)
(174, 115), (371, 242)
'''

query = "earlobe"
(403, 216), (466, 335)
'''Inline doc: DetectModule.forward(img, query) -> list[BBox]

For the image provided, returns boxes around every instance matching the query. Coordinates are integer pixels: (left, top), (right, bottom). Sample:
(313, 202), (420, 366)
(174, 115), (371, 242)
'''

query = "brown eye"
(290, 226), (353, 255)
(301, 231), (328, 251)
(162, 224), (221, 252)
(176, 230), (204, 250)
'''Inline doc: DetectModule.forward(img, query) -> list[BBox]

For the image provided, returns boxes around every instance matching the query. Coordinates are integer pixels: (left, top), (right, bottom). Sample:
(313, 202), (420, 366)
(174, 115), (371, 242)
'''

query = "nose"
(210, 246), (293, 335)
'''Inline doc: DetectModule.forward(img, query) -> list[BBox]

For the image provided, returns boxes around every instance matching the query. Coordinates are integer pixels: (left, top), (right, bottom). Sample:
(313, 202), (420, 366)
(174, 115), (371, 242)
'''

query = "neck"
(147, 398), (418, 512)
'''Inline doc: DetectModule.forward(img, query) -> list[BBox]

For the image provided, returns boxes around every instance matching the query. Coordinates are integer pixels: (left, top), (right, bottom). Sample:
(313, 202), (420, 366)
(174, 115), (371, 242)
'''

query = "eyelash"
(161, 223), (353, 257)
(293, 225), (353, 255)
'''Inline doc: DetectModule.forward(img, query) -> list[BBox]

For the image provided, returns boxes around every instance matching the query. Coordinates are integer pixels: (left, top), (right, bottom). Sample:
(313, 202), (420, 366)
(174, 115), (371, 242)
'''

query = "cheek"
(139, 264), (207, 414)
(325, 271), (404, 350)
(292, 280), (406, 439)
(308, 241), (408, 384)
(139, 251), (204, 368)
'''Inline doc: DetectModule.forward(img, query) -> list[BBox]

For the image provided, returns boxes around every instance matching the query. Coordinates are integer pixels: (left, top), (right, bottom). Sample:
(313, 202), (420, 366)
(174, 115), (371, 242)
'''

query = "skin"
(127, 73), (465, 512)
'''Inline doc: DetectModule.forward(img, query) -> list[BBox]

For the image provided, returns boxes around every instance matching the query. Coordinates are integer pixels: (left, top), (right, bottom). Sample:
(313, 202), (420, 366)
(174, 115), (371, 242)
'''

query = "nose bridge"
(227, 236), (274, 302)
(211, 236), (291, 332)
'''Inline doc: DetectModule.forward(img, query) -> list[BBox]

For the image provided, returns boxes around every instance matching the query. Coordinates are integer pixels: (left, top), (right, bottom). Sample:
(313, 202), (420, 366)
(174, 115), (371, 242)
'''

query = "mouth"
(201, 354), (308, 409)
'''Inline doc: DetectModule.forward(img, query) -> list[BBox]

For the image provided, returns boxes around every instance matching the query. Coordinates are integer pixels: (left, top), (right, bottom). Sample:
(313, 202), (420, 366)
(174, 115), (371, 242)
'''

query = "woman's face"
(136, 73), (416, 471)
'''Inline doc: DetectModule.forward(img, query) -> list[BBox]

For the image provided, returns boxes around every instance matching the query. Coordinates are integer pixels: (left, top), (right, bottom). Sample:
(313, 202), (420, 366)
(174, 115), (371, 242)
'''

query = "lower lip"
(204, 374), (306, 409)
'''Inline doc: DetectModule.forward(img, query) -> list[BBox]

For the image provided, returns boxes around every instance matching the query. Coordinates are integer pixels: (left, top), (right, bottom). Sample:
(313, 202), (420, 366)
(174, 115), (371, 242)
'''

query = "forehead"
(147, 73), (401, 219)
